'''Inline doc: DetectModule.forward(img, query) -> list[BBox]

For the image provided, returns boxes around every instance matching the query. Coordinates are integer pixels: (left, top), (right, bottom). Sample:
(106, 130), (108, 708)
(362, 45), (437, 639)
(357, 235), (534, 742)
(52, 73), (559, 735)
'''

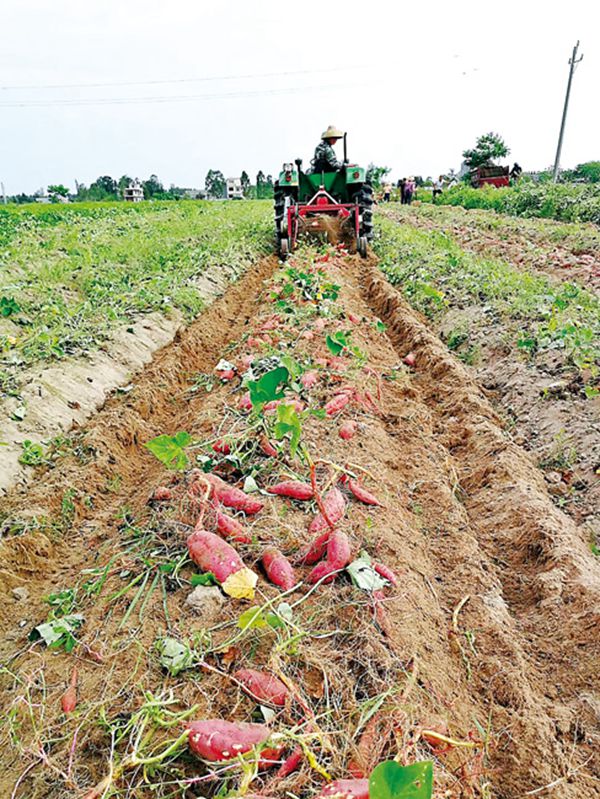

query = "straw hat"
(321, 125), (344, 140)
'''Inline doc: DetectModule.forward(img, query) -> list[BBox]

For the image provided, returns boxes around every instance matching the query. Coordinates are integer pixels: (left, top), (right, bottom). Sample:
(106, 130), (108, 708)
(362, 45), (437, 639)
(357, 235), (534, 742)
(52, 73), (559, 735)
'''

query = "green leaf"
(273, 403), (302, 457)
(158, 636), (194, 676)
(0, 296), (20, 317)
(237, 606), (267, 630)
(347, 552), (389, 592)
(375, 319), (387, 332)
(369, 760), (433, 799)
(144, 431), (192, 470)
(584, 385), (599, 399)
(326, 331), (349, 355)
(29, 614), (84, 650)
(247, 366), (289, 410)
(191, 572), (217, 586)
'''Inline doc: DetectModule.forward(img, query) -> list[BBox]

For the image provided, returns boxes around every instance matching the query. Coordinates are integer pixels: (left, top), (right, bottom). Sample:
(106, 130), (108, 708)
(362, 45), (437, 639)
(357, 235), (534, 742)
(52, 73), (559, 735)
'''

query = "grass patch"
(0, 201), (272, 398)
(374, 215), (600, 375)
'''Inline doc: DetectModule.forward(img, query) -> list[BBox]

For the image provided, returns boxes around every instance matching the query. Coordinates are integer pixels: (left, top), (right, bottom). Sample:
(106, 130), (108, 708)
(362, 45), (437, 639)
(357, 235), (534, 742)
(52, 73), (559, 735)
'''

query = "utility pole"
(552, 41), (583, 183)
(0, 182), (6, 205)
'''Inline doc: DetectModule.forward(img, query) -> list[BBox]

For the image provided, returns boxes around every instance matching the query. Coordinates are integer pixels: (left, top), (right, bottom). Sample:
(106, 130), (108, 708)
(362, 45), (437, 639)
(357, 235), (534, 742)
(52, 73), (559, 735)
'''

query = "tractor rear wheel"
(357, 236), (368, 258)
(274, 188), (285, 238)
(357, 184), (374, 241)
(279, 237), (289, 260)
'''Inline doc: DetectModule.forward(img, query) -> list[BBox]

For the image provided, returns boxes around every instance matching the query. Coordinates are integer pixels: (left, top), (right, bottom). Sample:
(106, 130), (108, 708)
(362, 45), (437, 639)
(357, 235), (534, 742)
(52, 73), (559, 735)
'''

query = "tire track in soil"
(360, 261), (600, 798)
(1, 252), (599, 798)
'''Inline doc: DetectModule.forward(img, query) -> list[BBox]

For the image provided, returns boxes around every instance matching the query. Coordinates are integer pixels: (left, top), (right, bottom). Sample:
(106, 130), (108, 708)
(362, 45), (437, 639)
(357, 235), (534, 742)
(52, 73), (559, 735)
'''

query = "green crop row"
(373, 215), (600, 375)
(419, 182), (600, 226)
(0, 201), (273, 398)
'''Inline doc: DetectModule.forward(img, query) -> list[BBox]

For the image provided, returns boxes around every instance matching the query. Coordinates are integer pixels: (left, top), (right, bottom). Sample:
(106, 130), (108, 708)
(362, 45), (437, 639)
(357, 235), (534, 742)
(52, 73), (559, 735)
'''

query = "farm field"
(0, 201), (272, 494)
(0, 202), (599, 799)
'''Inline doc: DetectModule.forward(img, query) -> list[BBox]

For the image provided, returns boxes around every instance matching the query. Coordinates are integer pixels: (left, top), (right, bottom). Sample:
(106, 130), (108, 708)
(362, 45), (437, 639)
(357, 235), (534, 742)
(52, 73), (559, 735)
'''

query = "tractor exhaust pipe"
(343, 133), (347, 165)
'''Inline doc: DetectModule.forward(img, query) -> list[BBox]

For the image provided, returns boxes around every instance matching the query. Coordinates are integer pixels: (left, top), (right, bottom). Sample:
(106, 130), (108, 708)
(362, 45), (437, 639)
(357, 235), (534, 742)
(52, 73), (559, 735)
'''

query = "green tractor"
(273, 134), (374, 259)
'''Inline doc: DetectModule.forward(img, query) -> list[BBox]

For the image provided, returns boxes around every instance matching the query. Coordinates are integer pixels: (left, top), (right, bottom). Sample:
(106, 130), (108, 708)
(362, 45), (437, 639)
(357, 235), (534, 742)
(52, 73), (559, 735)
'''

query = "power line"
(0, 80), (368, 109)
(0, 64), (363, 92)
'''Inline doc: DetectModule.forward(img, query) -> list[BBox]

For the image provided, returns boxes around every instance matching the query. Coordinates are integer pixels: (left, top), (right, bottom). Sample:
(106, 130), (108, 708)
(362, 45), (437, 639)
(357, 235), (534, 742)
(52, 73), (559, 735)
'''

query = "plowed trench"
(0, 252), (599, 799)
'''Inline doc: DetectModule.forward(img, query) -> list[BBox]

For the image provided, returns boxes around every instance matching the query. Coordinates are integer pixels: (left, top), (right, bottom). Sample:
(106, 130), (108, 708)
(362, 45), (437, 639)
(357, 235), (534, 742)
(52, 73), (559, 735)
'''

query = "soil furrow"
(362, 262), (600, 796)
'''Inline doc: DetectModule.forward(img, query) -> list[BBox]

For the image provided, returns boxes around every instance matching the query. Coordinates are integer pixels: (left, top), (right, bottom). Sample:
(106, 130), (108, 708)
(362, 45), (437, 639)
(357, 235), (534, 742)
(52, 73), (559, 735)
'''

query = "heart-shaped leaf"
(369, 760), (433, 799)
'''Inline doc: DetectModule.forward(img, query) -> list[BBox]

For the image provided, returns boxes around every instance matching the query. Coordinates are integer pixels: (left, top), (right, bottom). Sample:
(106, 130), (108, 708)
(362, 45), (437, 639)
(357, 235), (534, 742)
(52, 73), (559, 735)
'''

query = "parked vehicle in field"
(273, 133), (373, 259)
(470, 165), (510, 188)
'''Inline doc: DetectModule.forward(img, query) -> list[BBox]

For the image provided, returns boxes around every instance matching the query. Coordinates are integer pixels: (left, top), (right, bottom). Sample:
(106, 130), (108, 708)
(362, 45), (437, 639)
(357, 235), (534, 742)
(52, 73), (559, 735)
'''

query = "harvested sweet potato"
(267, 481), (313, 501)
(61, 667), (78, 714)
(216, 511), (252, 544)
(262, 547), (297, 591)
(205, 473), (264, 515)
(294, 531), (330, 565)
(276, 746), (304, 777)
(187, 529), (244, 583)
(339, 420), (357, 440)
(347, 479), (382, 507)
(234, 668), (290, 706)
(373, 561), (398, 585)
(309, 487), (346, 534)
(152, 486), (172, 502)
(187, 719), (282, 765)
(325, 392), (351, 417)
(315, 778), (369, 799)
(306, 560), (338, 585)
(326, 531), (351, 569)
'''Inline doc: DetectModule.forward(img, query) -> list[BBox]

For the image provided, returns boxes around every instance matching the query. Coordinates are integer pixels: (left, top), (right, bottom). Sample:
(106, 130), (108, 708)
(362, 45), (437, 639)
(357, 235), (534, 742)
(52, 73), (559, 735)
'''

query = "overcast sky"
(1, 0), (598, 194)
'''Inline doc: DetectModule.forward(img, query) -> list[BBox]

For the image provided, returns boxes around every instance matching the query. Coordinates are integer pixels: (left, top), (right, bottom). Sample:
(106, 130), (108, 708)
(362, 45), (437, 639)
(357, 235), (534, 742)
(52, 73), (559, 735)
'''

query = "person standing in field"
(398, 177), (407, 204)
(382, 181), (392, 202)
(311, 125), (344, 173)
(433, 175), (444, 202)
(404, 177), (416, 205)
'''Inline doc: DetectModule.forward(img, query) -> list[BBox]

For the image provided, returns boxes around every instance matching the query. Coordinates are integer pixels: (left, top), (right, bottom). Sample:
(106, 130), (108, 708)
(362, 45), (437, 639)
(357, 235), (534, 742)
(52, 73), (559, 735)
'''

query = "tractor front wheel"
(357, 184), (374, 241)
(357, 236), (368, 258)
(279, 237), (290, 260)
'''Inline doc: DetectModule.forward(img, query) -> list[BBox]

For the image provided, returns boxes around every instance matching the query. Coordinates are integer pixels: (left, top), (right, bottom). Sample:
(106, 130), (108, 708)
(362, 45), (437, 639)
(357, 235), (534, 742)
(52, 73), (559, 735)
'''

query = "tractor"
(273, 134), (373, 259)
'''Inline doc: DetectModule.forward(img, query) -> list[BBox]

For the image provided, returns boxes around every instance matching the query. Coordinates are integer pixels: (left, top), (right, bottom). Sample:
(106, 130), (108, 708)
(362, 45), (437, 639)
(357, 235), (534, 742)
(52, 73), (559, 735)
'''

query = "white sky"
(1, 0), (598, 194)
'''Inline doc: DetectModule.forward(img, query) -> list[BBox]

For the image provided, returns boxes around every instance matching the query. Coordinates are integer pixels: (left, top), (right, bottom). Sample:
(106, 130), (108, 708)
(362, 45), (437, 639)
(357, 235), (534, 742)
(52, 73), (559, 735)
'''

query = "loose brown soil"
(1, 251), (599, 799)
(380, 206), (600, 543)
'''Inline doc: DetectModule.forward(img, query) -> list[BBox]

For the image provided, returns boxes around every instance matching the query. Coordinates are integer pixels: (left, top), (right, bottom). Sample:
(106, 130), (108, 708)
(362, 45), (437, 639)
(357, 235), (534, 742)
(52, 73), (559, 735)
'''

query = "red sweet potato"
(373, 561), (398, 586)
(339, 420), (357, 440)
(267, 481), (313, 501)
(347, 479), (382, 507)
(347, 312), (361, 325)
(234, 668), (290, 706)
(187, 719), (282, 764)
(61, 667), (78, 714)
(326, 531), (351, 569)
(294, 531), (330, 565)
(301, 370), (319, 390)
(276, 746), (304, 777)
(212, 440), (231, 455)
(315, 779), (369, 799)
(262, 547), (297, 591)
(205, 474), (264, 514)
(307, 560), (338, 585)
(218, 368), (235, 381)
(187, 529), (244, 583)
(152, 486), (172, 502)
(260, 435), (278, 457)
(216, 511), (252, 544)
(403, 351), (416, 367)
(239, 392), (253, 411)
(309, 487), (346, 534)
(325, 392), (351, 417)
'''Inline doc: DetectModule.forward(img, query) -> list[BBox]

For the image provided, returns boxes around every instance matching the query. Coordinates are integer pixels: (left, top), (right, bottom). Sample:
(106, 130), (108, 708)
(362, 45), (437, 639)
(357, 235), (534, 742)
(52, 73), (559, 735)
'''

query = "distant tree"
(462, 132), (510, 169)
(365, 163), (391, 189)
(88, 175), (118, 201)
(47, 184), (69, 202)
(256, 170), (266, 199)
(205, 169), (226, 199)
(263, 174), (274, 199)
(240, 170), (251, 197)
(143, 174), (164, 199)
(574, 161), (600, 183)
(118, 174), (133, 194)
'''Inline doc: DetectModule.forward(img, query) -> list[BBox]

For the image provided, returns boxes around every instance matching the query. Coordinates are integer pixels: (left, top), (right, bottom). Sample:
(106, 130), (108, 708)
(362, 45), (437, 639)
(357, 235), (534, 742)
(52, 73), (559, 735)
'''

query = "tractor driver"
(311, 125), (345, 173)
